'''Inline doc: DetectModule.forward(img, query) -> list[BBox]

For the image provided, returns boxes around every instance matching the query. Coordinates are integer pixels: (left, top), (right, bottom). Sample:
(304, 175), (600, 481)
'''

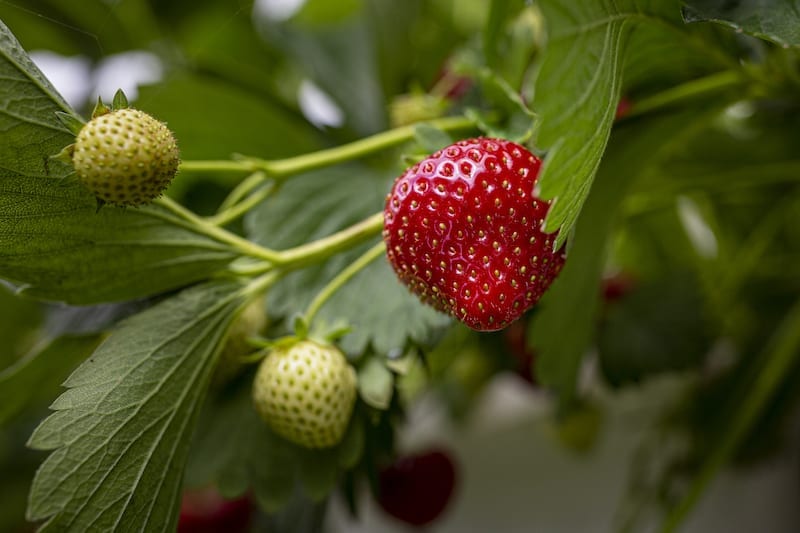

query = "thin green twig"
(304, 241), (387, 325)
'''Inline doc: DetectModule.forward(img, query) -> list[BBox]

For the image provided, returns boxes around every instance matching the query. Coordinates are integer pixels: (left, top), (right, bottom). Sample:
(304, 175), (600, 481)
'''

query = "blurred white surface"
(327, 374), (800, 533)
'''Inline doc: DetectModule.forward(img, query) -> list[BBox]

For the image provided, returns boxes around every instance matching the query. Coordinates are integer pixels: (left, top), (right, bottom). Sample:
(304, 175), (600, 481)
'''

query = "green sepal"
(54, 112), (85, 136)
(49, 143), (74, 166)
(94, 197), (106, 213)
(357, 356), (394, 410)
(112, 89), (129, 110)
(91, 96), (111, 118)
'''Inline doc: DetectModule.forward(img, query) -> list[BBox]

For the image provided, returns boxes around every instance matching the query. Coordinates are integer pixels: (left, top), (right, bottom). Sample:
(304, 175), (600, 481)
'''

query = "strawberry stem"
(178, 115), (477, 179)
(273, 212), (385, 267)
(303, 241), (387, 326)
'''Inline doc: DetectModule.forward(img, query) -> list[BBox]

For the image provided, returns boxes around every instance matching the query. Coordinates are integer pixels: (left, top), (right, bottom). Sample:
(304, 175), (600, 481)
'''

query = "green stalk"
(273, 212), (385, 267)
(155, 196), (282, 263)
(303, 241), (386, 325)
(178, 115), (476, 178)
(659, 298), (800, 533)
(208, 184), (274, 227)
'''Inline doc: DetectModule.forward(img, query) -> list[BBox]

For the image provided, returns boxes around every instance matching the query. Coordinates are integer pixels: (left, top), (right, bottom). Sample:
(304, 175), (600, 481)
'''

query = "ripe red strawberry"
(383, 138), (566, 331)
(377, 448), (458, 527)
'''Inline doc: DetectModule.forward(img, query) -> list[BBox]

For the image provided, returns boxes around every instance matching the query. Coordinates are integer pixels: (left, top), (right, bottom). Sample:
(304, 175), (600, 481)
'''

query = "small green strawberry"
(67, 95), (179, 207)
(212, 300), (268, 388)
(252, 340), (357, 449)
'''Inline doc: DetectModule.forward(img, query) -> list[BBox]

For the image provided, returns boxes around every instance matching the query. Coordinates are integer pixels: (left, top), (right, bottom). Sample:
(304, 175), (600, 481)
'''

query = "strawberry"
(178, 488), (253, 533)
(72, 107), (179, 207)
(383, 138), (566, 331)
(212, 300), (267, 388)
(377, 448), (458, 527)
(252, 340), (357, 449)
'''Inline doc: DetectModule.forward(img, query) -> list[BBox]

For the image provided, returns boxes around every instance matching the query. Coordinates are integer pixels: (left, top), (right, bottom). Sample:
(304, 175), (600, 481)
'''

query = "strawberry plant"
(1, 1), (799, 532)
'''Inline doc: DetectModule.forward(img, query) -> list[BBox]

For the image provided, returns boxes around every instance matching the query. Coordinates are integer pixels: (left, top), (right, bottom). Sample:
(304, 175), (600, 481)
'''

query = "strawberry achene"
(383, 138), (565, 331)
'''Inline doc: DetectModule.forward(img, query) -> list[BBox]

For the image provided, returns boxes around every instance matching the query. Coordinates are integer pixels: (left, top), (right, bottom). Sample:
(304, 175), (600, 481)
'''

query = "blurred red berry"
(178, 488), (253, 533)
(601, 272), (637, 304)
(377, 448), (459, 527)
(615, 97), (632, 120)
(504, 319), (538, 385)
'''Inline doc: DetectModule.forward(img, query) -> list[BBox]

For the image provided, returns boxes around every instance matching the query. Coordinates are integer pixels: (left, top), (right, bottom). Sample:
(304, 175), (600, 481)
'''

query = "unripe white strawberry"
(72, 108), (179, 206)
(252, 340), (357, 449)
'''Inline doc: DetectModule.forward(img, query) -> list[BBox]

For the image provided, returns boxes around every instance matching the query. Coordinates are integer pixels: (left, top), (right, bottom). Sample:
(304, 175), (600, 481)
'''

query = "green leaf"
(598, 276), (714, 387)
(0, 23), (240, 304)
(27, 280), (246, 532)
(0, 334), (103, 426)
(247, 166), (450, 356)
(357, 357), (394, 410)
(0, 283), (42, 369)
(186, 378), (362, 513)
(682, 0), (800, 47)
(532, 0), (706, 246)
(532, 108), (719, 406)
(317, 258), (452, 355)
(1, 195), (241, 304)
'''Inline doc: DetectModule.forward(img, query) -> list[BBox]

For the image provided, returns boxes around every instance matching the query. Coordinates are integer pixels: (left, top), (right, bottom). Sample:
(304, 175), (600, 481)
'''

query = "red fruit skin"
(383, 138), (566, 331)
(178, 489), (253, 533)
(377, 449), (458, 527)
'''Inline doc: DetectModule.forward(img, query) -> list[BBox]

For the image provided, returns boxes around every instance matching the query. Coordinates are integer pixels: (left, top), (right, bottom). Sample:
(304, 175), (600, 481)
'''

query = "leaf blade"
(26, 280), (246, 532)
(682, 0), (800, 47)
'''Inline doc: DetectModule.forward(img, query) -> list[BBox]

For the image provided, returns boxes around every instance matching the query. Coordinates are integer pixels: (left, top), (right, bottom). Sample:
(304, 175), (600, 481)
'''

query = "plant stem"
(218, 171), (270, 212)
(274, 212), (385, 267)
(155, 196), (282, 263)
(304, 241), (386, 325)
(208, 183), (274, 227)
(625, 70), (746, 119)
(178, 115), (476, 178)
(659, 298), (800, 533)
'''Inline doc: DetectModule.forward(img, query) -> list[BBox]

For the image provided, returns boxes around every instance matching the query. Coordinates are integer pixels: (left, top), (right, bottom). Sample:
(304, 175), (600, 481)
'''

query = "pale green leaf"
(357, 357), (394, 410)
(0, 334), (103, 426)
(683, 0), (800, 47)
(0, 22), (240, 304)
(26, 280), (246, 532)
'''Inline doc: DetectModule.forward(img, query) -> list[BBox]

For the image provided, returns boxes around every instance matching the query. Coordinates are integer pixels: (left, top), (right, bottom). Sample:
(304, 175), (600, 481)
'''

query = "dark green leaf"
(532, 0), (726, 246)
(683, 0), (800, 47)
(532, 109), (719, 405)
(598, 276), (714, 387)
(0, 334), (103, 426)
(0, 284), (42, 369)
(137, 74), (319, 162)
(27, 280), (246, 532)
(186, 378), (360, 513)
